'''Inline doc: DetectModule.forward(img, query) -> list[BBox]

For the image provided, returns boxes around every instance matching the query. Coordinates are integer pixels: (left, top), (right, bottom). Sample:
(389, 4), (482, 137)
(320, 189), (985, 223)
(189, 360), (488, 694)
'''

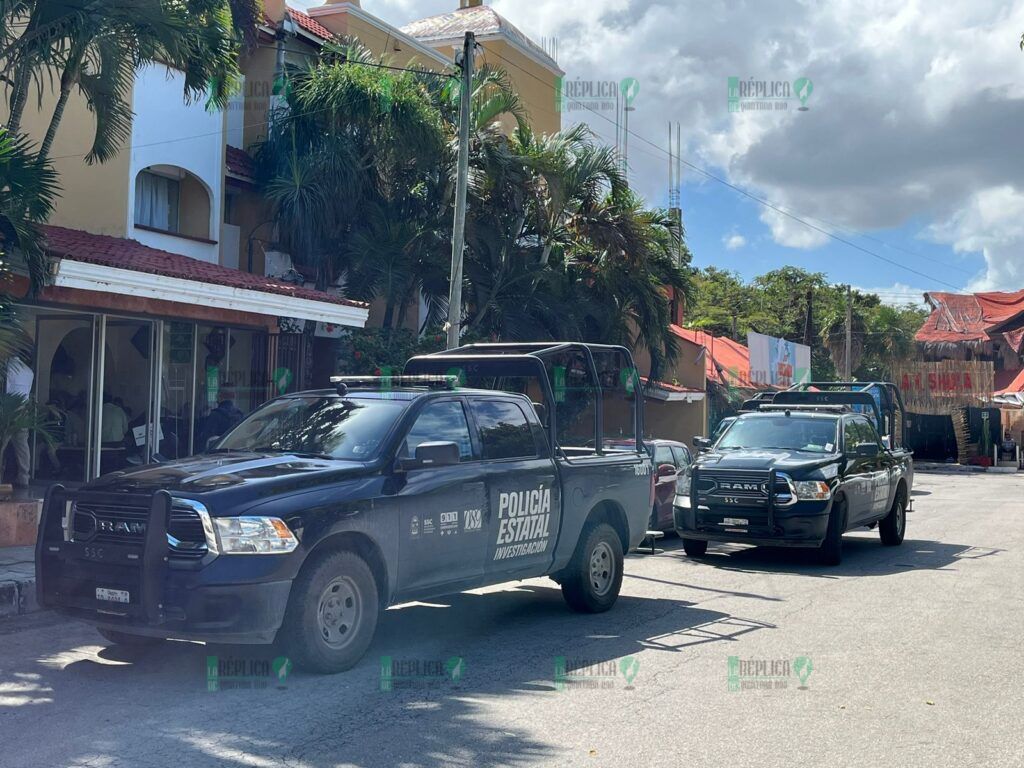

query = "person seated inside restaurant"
(100, 392), (129, 446)
(199, 385), (245, 451)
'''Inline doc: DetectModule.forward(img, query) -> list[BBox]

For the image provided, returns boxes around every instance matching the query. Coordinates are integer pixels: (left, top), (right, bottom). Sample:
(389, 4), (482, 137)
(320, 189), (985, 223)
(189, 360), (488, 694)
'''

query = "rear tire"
(816, 497), (846, 566)
(561, 522), (624, 613)
(279, 549), (379, 674)
(97, 628), (165, 648)
(682, 538), (708, 558)
(879, 492), (907, 546)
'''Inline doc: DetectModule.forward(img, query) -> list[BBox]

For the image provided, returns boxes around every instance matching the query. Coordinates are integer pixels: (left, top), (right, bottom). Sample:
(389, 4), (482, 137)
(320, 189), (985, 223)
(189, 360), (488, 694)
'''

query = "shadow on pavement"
(658, 533), (1002, 578)
(0, 584), (775, 767)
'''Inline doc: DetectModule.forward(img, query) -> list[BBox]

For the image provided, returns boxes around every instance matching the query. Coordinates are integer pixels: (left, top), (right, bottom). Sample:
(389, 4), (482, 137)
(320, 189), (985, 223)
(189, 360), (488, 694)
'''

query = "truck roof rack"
(328, 375), (459, 395)
(757, 403), (851, 414)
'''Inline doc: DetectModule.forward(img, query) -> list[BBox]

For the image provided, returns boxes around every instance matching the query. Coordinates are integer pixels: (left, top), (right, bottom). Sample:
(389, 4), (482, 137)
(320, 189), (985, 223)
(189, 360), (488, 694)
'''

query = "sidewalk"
(0, 545), (37, 617)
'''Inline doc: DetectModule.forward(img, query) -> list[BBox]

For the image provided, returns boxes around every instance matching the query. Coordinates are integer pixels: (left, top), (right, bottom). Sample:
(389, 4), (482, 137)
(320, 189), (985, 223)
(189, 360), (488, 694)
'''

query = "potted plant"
(0, 392), (57, 497)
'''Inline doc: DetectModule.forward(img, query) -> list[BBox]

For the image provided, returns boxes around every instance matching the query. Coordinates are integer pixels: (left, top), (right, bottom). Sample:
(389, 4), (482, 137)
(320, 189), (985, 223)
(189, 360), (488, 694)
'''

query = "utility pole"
(844, 284), (853, 380)
(446, 31), (475, 350)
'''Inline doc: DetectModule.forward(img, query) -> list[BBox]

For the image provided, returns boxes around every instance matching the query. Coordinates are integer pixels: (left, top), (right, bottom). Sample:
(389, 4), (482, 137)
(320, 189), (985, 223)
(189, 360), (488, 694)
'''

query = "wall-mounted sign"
(893, 360), (994, 415)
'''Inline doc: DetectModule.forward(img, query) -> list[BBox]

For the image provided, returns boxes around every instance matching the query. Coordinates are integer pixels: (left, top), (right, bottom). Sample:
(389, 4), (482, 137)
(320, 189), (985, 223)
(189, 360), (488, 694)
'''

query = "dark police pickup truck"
(675, 382), (914, 565)
(36, 343), (653, 673)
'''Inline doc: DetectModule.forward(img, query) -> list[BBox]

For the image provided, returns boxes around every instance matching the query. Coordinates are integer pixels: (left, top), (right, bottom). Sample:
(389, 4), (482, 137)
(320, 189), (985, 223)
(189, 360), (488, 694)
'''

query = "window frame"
(401, 396), (477, 463)
(134, 169), (181, 234)
(466, 396), (542, 463)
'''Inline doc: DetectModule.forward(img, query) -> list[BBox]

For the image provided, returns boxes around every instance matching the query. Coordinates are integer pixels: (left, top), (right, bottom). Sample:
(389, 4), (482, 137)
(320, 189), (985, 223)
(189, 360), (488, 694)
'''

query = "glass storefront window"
(30, 310), (96, 484)
(194, 325), (268, 454)
(99, 318), (155, 474)
(161, 322), (196, 459)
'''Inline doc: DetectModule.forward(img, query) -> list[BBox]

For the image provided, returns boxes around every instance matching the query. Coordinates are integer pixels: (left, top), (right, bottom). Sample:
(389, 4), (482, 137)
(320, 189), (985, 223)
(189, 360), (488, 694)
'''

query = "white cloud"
(723, 233), (746, 250)
(852, 282), (930, 308)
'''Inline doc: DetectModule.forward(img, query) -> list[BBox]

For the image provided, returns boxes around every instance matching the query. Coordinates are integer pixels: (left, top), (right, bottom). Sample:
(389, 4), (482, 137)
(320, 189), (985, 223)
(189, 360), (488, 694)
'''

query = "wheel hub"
(316, 576), (361, 650)
(589, 541), (615, 597)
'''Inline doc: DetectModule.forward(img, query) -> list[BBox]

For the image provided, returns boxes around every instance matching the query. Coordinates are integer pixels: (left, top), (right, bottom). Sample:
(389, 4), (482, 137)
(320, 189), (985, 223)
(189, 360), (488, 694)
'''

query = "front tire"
(879, 492), (907, 546)
(561, 522), (624, 613)
(682, 538), (708, 558)
(816, 497), (846, 566)
(280, 550), (379, 674)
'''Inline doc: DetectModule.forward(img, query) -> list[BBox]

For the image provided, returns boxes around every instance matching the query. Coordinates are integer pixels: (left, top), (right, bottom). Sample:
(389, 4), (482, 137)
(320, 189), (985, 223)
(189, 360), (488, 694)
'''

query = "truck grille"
(695, 470), (771, 506)
(71, 501), (209, 560)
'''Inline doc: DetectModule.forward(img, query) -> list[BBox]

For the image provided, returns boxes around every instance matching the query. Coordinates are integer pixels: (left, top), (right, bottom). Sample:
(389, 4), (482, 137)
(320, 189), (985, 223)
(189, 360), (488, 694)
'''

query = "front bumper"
(36, 486), (298, 644)
(673, 495), (832, 548)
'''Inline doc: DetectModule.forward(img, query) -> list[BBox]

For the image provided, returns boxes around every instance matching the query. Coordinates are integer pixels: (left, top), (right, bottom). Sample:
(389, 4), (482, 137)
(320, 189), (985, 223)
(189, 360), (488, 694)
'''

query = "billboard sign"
(748, 332), (811, 388)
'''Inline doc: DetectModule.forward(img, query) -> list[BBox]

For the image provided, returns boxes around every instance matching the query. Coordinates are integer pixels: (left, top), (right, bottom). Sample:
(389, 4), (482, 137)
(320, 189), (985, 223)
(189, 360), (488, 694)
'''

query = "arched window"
(134, 165), (211, 240)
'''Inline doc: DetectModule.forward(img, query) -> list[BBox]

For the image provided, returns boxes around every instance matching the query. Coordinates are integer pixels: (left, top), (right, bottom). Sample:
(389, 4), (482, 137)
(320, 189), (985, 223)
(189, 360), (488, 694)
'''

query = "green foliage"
(338, 328), (448, 377)
(687, 266), (928, 381)
(256, 46), (692, 377)
(0, 392), (57, 483)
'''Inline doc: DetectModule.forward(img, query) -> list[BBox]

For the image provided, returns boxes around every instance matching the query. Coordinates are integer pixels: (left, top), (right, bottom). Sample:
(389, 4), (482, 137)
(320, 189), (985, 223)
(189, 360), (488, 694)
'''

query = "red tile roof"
(670, 325), (762, 389)
(225, 146), (255, 179)
(43, 225), (367, 309)
(916, 290), (1024, 351)
(289, 8), (332, 41)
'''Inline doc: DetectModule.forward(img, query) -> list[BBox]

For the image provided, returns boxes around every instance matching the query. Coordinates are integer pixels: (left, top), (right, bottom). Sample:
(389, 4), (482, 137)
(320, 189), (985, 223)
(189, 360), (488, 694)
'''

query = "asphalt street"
(0, 472), (1021, 768)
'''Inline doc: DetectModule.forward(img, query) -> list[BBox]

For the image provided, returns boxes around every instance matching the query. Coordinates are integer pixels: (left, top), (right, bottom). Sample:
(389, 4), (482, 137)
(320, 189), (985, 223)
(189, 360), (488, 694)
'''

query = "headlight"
(213, 516), (298, 554)
(793, 480), (831, 501)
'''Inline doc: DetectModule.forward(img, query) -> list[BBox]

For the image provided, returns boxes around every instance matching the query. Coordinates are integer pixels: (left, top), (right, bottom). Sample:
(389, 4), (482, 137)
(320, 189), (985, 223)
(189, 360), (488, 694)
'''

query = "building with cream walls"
(3, 0), (560, 487)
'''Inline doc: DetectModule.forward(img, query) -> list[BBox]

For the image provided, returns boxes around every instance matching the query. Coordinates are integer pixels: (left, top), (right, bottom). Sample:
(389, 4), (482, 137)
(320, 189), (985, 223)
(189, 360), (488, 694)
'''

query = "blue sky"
(301, 0), (1024, 301)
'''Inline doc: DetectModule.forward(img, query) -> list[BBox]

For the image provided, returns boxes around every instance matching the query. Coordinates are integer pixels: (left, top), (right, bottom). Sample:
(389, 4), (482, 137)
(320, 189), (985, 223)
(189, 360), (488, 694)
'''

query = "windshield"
(717, 415), (839, 454)
(215, 396), (407, 460)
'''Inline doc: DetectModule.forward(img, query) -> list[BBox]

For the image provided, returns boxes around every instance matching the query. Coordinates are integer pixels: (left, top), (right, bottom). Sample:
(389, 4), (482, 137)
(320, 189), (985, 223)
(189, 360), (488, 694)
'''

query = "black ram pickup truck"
(675, 382), (914, 565)
(36, 343), (653, 673)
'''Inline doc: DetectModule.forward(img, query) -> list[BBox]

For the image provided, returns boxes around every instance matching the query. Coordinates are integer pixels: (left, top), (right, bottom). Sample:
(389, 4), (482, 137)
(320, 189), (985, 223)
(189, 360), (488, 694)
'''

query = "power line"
(481, 44), (969, 293)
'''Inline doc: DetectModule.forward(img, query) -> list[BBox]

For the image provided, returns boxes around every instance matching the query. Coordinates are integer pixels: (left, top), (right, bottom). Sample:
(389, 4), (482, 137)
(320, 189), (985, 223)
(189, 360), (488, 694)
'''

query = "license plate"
(95, 588), (130, 604)
(721, 517), (749, 526)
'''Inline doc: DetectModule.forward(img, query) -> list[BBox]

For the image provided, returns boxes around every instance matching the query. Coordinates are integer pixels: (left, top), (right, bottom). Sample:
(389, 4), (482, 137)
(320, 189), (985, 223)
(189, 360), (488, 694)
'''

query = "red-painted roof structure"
(670, 325), (762, 389)
(916, 290), (1024, 351)
(43, 225), (367, 309)
(225, 146), (255, 179)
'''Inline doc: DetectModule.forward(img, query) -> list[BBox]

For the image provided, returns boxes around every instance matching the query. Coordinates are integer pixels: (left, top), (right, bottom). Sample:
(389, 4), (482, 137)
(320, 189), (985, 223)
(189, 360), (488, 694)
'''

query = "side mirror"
(656, 463), (677, 480)
(853, 442), (877, 458)
(401, 441), (460, 470)
(881, 436), (892, 450)
(693, 436), (712, 450)
(206, 435), (221, 452)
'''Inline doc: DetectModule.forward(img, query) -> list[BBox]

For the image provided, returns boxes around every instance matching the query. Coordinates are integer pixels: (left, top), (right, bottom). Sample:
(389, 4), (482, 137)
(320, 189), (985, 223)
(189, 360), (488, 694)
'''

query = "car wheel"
(280, 549), (379, 674)
(879, 492), (907, 546)
(97, 628), (165, 647)
(682, 538), (708, 558)
(816, 497), (846, 565)
(561, 522), (624, 613)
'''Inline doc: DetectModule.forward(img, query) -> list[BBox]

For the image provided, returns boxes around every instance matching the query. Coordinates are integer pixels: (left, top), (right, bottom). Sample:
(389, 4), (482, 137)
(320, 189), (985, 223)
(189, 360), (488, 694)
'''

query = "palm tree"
(3, 0), (256, 162)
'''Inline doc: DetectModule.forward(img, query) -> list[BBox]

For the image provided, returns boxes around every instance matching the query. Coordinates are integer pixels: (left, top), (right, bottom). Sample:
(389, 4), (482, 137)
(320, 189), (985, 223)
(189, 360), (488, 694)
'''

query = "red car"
(647, 439), (693, 531)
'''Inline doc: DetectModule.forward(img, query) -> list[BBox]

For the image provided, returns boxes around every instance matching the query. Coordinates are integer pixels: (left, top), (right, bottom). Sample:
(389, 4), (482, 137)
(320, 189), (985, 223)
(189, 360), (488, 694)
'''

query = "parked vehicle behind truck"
(676, 382), (914, 565)
(36, 343), (653, 673)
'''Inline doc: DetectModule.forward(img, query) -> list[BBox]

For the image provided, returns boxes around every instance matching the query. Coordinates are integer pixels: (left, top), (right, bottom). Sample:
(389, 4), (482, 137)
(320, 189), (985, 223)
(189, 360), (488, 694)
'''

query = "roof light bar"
(329, 374), (459, 394)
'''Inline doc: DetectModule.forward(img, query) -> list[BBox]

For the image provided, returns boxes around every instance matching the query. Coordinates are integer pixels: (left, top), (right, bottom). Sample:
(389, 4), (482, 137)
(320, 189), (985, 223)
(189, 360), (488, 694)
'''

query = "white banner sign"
(748, 332), (811, 387)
